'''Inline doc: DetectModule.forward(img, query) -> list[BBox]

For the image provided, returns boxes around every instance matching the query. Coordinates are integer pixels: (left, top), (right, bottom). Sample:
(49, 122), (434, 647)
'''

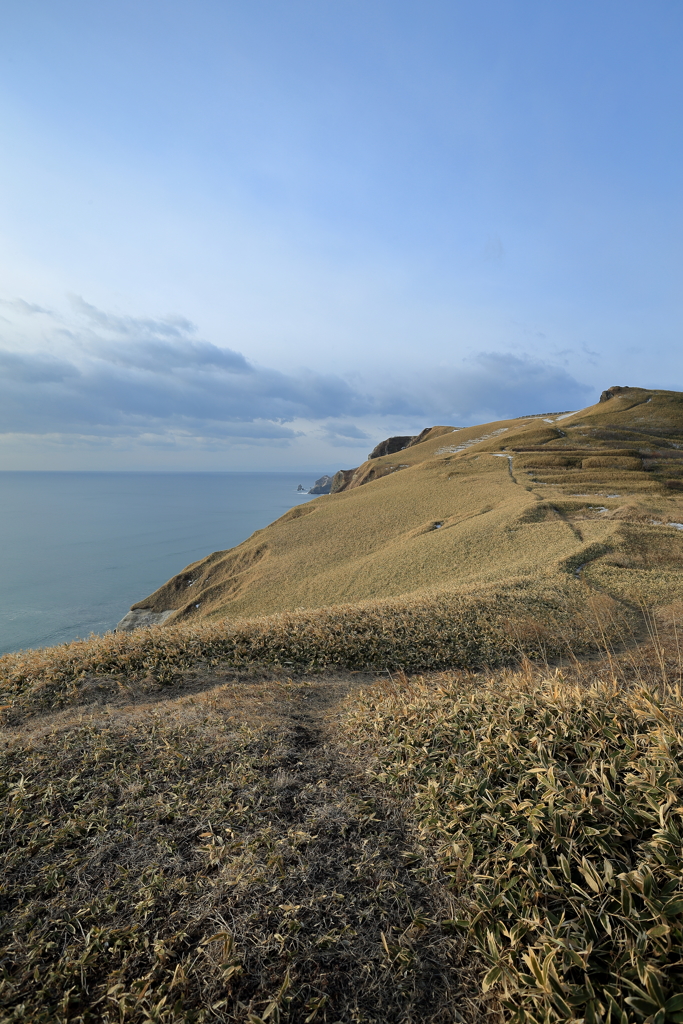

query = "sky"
(0, 0), (681, 472)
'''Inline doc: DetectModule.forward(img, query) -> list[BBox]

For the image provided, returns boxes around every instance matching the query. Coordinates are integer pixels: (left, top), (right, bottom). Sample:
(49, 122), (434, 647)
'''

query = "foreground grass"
(347, 626), (683, 1023)
(0, 673), (477, 1023)
(2, 604), (682, 1022)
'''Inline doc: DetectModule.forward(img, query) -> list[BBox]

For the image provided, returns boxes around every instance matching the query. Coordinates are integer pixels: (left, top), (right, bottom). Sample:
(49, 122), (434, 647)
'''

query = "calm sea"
(0, 472), (321, 655)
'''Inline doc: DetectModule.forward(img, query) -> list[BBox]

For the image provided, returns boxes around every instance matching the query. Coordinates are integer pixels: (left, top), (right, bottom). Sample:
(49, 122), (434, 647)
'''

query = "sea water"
(0, 472), (321, 655)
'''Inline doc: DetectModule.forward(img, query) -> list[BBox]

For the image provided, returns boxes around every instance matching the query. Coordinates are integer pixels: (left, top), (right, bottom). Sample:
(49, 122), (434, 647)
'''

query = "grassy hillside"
(3, 386), (683, 1022)
(129, 387), (683, 627)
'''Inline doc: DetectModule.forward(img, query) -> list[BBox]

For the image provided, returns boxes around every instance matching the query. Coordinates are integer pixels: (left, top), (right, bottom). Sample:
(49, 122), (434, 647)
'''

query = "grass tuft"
(346, 621), (683, 1023)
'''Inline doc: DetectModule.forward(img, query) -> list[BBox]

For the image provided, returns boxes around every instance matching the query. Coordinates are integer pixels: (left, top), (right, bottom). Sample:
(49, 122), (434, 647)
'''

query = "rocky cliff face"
(405, 427), (435, 448)
(309, 475), (333, 494)
(332, 427), (456, 493)
(330, 468), (356, 493)
(368, 435), (414, 459)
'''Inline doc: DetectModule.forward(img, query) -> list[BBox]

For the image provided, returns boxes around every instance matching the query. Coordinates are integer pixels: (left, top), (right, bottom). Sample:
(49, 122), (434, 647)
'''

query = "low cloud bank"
(0, 298), (592, 454)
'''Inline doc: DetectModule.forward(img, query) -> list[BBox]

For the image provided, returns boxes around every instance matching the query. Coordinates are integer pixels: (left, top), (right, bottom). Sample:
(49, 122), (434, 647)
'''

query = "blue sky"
(1, 0), (681, 470)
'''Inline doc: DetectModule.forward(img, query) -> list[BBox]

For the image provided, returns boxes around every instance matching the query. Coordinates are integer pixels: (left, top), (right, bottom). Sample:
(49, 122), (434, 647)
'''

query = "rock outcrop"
(309, 475), (333, 495)
(116, 609), (175, 632)
(368, 435), (415, 459)
(405, 427), (433, 448)
(332, 429), (439, 494)
(330, 468), (356, 493)
(600, 386), (631, 403)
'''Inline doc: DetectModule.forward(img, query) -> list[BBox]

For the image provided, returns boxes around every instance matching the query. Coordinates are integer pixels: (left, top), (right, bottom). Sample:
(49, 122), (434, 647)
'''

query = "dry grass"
(0, 670), (485, 1024)
(123, 387), (683, 632)
(2, 610), (683, 1022)
(1, 595), (682, 1021)
(0, 581), (628, 722)
(345, 617), (683, 1024)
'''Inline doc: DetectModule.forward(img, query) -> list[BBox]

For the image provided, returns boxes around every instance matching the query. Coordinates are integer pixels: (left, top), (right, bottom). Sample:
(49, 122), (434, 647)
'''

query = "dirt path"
(215, 673), (480, 1022)
(0, 665), (486, 1023)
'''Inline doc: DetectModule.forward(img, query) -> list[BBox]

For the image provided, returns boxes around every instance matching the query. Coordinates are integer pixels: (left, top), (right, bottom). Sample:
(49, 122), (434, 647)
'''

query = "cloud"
(363, 353), (591, 427)
(320, 422), (372, 446)
(323, 423), (371, 440)
(0, 297), (593, 452)
(69, 295), (197, 340)
(92, 338), (253, 374)
(0, 299), (53, 316)
(0, 348), (79, 384)
(0, 298), (372, 438)
(419, 352), (592, 422)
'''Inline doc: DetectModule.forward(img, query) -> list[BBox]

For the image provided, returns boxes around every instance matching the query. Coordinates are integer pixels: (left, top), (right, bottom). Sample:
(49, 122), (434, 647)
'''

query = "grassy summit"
(2, 386), (683, 1023)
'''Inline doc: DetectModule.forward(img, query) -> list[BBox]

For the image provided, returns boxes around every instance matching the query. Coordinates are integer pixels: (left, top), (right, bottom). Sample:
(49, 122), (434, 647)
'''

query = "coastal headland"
(2, 385), (683, 1022)
(123, 385), (683, 631)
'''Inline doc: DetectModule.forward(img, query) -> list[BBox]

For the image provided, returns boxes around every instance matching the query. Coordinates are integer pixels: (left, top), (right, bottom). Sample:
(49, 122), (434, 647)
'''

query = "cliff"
(330, 426), (456, 492)
(308, 474), (333, 494)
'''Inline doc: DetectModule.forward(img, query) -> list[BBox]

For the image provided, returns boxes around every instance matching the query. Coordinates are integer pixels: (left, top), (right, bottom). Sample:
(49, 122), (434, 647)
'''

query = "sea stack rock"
(309, 475), (333, 494)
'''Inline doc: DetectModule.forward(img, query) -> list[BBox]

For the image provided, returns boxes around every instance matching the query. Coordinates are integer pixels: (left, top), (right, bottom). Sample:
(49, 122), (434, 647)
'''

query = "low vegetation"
(0, 580), (624, 722)
(3, 387), (683, 1021)
(2, 607), (683, 1022)
(1, 672), (477, 1023)
(348, 615), (683, 1023)
(128, 387), (683, 627)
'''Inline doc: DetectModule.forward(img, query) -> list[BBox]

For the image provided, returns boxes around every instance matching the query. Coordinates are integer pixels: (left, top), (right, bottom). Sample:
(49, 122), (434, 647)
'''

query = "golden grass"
(528, 476), (657, 491)
(1, 671), (484, 1023)
(2, 611), (683, 1022)
(133, 451), (540, 621)
(581, 457), (643, 470)
(0, 579), (625, 721)
(583, 566), (683, 607)
(121, 387), (683, 634)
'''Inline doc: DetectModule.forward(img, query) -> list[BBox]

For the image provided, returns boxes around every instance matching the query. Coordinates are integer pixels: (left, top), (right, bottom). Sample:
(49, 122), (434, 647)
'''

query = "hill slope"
(127, 386), (683, 626)
(4, 387), (683, 1023)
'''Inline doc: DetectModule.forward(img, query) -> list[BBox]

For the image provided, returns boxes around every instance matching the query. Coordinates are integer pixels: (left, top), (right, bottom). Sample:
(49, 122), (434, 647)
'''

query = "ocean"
(0, 472), (321, 655)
